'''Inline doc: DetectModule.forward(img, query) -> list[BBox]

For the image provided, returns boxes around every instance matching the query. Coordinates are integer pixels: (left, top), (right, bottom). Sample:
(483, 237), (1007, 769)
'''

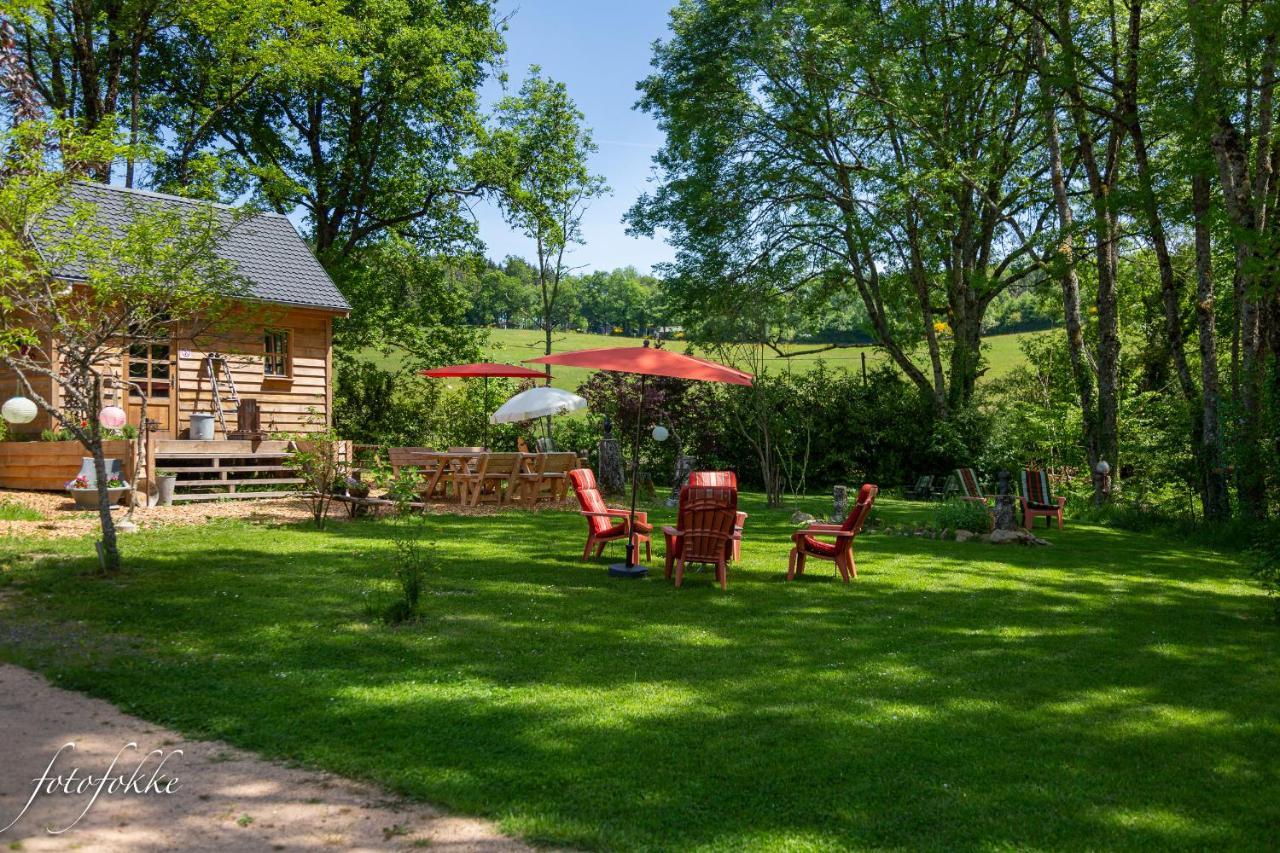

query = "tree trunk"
(1192, 172), (1231, 520)
(1035, 20), (1102, 499)
(1050, 0), (1123, 499)
(89, 378), (120, 573)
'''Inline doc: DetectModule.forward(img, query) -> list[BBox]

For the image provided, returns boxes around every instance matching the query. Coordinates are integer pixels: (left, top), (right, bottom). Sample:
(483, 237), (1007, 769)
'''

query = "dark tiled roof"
(33, 182), (350, 313)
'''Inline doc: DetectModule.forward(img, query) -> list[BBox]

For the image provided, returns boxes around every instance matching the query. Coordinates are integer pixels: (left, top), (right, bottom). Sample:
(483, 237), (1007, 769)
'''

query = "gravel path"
(0, 664), (531, 851)
(0, 489), (575, 540)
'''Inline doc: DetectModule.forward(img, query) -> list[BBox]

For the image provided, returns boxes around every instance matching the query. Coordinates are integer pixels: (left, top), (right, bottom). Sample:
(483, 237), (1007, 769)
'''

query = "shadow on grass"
(1, 499), (1276, 849)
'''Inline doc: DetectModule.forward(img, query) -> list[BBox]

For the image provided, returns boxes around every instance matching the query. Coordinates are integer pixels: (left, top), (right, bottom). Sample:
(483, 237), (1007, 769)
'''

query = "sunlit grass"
(362, 328), (1048, 391)
(0, 493), (1275, 850)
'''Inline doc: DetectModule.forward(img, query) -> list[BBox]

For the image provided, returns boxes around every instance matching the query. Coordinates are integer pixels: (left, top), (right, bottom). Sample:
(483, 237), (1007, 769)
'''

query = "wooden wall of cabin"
(173, 305), (337, 438)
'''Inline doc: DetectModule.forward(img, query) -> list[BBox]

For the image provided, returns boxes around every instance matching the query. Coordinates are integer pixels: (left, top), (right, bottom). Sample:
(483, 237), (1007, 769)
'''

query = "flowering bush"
(67, 474), (90, 490)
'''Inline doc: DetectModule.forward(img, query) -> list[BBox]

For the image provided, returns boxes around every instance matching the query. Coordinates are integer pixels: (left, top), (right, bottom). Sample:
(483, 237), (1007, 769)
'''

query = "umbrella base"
(607, 562), (648, 579)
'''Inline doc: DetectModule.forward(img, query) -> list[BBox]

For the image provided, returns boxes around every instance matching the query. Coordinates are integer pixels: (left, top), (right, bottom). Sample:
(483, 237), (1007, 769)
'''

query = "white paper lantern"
(651, 425), (670, 442)
(99, 406), (127, 429)
(1, 396), (37, 425)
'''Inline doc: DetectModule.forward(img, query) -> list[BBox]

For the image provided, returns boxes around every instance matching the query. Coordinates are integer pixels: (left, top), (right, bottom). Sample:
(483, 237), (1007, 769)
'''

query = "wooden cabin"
(0, 183), (350, 499)
(2, 182), (350, 440)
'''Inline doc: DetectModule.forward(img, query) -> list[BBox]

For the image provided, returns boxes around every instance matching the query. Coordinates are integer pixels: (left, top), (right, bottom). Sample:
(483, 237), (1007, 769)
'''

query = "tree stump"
(597, 438), (625, 496)
(831, 485), (849, 522)
(667, 453), (696, 506)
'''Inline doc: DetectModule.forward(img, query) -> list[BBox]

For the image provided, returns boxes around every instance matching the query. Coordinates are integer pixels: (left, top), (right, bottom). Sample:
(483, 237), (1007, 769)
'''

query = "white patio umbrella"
(490, 386), (587, 427)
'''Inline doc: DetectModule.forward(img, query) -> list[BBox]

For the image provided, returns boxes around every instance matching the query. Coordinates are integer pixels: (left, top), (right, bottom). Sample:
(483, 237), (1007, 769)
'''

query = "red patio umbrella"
(526, 341), (753, 577)
(421, 362), (548, 449)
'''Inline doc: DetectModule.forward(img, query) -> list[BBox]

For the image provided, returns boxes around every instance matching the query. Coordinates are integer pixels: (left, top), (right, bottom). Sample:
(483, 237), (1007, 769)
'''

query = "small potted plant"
(155, 470), (178, 507)
(66, 473), (131, 509)
(345, 473), (370, 500)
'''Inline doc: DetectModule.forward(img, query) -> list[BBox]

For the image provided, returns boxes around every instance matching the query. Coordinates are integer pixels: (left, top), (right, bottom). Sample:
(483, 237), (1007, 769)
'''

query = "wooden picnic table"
(383, 449), (578, 508)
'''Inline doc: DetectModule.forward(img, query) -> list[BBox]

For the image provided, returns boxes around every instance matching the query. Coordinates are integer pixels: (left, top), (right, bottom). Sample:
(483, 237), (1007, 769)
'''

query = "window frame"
(262, 328), (293, 380)
(126, 340), (173, 399)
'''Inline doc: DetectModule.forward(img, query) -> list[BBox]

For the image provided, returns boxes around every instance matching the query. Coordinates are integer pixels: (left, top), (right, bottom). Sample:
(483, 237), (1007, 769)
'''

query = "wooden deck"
(154, 440), (303, 503)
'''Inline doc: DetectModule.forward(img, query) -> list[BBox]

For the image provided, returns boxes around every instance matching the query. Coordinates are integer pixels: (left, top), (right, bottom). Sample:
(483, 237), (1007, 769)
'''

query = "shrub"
(278, 425), (346, 529)
(383, 511), (436, 624)
(935, 498), (993, 534)
(1251, 526), (1280, 622)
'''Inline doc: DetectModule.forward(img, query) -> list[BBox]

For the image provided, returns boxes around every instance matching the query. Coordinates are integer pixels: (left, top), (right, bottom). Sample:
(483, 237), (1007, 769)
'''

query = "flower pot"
(156, 475), (177, 507)
(76, 457), (123, 486)
(68, 485), (130, 509)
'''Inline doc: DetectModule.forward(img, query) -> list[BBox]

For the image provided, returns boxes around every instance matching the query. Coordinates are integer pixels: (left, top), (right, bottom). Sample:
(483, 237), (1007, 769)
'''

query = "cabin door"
(123, 341), (176, 435)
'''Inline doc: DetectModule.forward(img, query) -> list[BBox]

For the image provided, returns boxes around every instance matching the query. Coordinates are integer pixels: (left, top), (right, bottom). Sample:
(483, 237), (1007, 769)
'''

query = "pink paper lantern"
(99, 406), (127, 429)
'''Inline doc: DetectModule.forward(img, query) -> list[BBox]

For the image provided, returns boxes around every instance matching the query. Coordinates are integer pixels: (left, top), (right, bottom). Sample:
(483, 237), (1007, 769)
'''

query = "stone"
(790, 511), (816, 525)
(955, 529), (975, 543)
(988, 527), (1051, 546)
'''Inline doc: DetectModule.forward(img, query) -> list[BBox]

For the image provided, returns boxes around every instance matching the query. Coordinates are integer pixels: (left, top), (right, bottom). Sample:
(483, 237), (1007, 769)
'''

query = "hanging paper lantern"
(651, 425), (670, 442)
(2, 396), (37, 425)
(99, 406), (127, 429)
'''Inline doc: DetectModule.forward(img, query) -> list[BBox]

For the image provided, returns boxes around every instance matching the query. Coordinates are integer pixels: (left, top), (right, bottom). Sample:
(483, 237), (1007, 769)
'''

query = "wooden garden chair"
(568, 468), (651, 561)
(686, 470), (747, 561)
(469, 452), (521, 506)
(905, 475), (935, 500)
(955, 468), (992, 505)
(387, 448), (449, 500)
(788, 484), (878, 582)
(663, 485), (739, 590)
(1019, 468), (1066, 529)
(515, 452), (577, 505)
(388, 447), (434, 477)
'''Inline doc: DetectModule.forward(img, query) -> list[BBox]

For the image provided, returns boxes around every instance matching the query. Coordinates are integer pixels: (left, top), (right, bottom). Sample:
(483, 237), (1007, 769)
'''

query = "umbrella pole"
(611, 374), (647, 578)
(483, 376), (489, 450)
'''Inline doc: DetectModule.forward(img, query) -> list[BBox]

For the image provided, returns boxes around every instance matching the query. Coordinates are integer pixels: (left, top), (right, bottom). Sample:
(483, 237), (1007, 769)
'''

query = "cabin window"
(263, 329), (291, 377)
(127, 343), (172, 399)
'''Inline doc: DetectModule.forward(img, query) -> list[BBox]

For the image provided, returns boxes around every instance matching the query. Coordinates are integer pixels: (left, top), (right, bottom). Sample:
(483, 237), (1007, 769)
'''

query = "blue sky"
(469, 1), (677, 274)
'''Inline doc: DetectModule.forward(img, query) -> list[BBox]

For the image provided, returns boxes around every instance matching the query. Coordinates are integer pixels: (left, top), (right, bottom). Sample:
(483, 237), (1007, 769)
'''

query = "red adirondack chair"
(662, 485), (739, 590)
(568, 468), (651, 561)
(788, 484), (878, 582)
(1020, 468), (1066, 529)
(686, 471), (747, 560)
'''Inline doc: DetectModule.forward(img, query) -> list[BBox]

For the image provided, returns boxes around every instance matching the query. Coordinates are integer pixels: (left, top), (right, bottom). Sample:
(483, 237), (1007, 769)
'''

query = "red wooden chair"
(788, 484), (878, 582)
(955, 468), (990, 504)
(1019, 468), (1066, 529)
(662, 486), (739, 590)
(687, 471), (747, 560)
(568, 468), (652, 561)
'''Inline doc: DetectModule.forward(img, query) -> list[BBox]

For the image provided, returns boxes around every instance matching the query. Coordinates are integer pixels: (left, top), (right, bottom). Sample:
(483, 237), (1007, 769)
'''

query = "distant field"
(363, 327), (1050, 391)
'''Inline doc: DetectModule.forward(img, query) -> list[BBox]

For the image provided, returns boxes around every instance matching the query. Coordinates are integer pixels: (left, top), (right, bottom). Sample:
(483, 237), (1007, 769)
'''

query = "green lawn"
(1, 496), (1276, 850)
(367, 328), (1049, 390)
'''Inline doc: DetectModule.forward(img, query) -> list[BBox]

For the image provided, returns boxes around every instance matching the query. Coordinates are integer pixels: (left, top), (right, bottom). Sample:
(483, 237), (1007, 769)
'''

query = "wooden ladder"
(205, 353), (240, 435)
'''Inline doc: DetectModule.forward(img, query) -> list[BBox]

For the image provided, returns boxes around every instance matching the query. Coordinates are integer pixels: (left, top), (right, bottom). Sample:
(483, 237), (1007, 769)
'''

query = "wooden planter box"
(0, 440), (136, 491)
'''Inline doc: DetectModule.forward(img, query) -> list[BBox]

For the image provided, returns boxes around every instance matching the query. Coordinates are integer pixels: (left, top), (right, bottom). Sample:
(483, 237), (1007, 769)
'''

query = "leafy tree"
(180, 0), (504, 259)
(630, 0), (1050, 415)
(492, 68), (608, 378)
(11, 0), (345, 184)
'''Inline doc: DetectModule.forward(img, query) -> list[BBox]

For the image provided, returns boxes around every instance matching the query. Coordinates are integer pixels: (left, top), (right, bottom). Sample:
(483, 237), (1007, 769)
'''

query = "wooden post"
(144, 419), (157, 506)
